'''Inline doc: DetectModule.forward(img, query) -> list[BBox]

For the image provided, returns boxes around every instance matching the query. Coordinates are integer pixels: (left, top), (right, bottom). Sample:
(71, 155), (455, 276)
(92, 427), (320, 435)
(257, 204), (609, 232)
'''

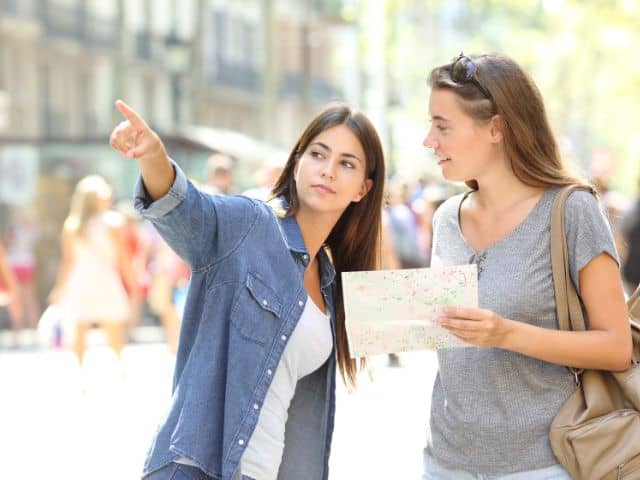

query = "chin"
(441, 170), (469, 183)
(441, 171), (459, 182)
(299, 197), (336, 214)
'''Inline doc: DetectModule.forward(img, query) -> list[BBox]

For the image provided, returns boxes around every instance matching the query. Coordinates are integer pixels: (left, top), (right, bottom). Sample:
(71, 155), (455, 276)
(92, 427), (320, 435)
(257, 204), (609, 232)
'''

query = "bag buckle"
(569, 367), (582, 385)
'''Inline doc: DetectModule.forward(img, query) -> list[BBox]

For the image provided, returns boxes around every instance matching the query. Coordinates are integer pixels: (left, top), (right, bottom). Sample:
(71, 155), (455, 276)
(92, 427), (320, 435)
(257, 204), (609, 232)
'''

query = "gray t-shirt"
(428, 187), (618, 475)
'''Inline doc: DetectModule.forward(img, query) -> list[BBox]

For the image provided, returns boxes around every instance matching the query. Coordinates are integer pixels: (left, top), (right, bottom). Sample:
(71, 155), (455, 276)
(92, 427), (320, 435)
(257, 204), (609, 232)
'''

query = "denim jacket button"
(238, 439), (245, 445)
(281, 335), (287, 341)
(267, 369), (273, 375)
(253, 403), (259, 410)
(298, 300), (304, 307)
(262, 299), (268, 306)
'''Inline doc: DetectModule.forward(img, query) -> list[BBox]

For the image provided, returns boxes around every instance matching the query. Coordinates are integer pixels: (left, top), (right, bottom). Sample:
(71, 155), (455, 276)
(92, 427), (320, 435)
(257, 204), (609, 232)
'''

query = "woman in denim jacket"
(109, 100), (385, 480)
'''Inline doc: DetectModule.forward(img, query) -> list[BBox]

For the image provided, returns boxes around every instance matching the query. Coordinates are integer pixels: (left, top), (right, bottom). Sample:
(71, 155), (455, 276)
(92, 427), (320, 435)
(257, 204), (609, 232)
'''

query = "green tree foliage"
(380, 0), (640, 191)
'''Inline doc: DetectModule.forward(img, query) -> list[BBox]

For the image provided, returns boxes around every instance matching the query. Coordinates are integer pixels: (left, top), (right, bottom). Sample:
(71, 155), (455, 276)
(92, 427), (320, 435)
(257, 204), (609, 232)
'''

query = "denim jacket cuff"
(134, 158), (189, 219)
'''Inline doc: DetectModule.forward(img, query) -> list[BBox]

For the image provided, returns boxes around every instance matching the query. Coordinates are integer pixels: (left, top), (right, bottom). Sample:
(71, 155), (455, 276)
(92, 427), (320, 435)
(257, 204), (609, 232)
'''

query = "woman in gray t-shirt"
(421, 53), (632, 478)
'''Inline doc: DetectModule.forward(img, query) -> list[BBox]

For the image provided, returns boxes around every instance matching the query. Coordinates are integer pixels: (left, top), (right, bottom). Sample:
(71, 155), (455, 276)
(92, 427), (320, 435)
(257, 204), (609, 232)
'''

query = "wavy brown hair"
(270, 101), (386, 388)
(428, 53), (586, 190)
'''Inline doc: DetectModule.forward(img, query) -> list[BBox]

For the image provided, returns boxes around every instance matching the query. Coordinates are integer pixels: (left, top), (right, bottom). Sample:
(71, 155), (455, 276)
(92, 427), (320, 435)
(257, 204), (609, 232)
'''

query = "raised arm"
(109, 100), (259, 271)
(109, 100), (175, 200)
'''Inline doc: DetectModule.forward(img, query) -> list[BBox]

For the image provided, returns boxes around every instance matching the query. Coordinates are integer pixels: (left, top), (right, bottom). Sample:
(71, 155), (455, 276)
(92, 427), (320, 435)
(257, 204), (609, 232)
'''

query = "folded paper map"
(342, 264), (478, 357)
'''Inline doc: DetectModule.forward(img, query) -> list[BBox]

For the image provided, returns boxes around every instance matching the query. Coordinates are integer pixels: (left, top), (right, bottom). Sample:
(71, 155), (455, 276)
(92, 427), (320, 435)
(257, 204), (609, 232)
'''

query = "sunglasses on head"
(450, 52), (493, 102)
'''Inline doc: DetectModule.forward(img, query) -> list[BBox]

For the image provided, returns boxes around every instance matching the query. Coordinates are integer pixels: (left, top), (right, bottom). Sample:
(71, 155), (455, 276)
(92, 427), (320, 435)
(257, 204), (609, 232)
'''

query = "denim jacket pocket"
(230, 272), (283, 345)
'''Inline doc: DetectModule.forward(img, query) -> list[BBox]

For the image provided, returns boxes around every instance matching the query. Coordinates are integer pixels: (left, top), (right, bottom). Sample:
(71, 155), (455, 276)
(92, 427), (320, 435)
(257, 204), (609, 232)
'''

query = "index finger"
(115, 100), (147, 128)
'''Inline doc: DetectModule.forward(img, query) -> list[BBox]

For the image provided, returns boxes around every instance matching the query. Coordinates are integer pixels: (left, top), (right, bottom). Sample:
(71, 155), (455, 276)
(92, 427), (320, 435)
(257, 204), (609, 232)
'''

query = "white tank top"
(176, 296), (333, 478)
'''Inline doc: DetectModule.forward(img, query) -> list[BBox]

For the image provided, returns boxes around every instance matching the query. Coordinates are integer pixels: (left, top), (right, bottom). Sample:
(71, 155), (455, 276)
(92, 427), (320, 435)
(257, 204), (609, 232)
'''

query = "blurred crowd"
(0, 154), (639, 364)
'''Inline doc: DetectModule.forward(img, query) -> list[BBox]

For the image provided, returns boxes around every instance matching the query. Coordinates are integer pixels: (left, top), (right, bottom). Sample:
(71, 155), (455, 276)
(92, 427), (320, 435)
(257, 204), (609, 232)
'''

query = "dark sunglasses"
(450, 52), (493, 102)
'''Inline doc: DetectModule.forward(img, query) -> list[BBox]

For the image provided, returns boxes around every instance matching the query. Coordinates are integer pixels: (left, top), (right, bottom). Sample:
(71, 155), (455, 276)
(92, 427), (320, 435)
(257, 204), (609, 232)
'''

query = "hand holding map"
(342, 264), (478, 357)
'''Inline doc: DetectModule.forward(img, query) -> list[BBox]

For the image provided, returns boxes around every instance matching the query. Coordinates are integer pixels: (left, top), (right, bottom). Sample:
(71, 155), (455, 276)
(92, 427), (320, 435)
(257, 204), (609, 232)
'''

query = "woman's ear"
(353, 179), (373, 202)
(489, 114), (503, 144)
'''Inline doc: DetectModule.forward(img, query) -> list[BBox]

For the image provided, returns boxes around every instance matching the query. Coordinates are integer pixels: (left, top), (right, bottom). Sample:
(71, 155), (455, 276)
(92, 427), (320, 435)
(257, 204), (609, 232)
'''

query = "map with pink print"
(342, 264), (478, 357)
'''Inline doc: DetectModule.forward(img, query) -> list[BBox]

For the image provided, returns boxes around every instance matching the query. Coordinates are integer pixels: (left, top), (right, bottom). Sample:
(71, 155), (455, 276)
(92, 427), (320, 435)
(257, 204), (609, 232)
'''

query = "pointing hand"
(109, 100), (166, 163)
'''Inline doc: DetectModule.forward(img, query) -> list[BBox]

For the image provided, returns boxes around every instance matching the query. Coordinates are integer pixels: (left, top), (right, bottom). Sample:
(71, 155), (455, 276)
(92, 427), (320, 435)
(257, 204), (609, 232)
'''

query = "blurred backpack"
(623, 200), (640, 286)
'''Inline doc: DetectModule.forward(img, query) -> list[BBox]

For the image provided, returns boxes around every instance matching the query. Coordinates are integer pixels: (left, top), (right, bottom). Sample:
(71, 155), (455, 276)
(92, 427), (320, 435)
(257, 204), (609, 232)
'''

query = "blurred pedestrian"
(386, 178), (425, 268)
(202, 152), (236, 195)
(4, 206), (40, 336)
(110, 99), (385, 480)
(242, 154), (286, 200)
(0, 243), (23, 345)
(421, 52), (630, 478)
(619, 176), (640, 295)
(412, 183), (456, 268)
(146, 231), (188, 354)
(116, 201), (152, 334)
(49, 175), (136, 367)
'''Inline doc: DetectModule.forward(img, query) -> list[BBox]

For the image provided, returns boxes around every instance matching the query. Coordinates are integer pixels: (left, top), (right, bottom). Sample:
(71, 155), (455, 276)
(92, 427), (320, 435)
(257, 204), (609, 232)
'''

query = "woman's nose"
(321, 160), (337, 179)
(423, 132), (437, 149)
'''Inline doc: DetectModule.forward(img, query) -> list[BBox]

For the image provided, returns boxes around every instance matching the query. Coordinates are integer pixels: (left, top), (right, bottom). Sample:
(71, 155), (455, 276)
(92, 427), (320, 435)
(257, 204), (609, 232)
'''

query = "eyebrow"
(431, 115), (450, 122)
(310, 141), (362, 163)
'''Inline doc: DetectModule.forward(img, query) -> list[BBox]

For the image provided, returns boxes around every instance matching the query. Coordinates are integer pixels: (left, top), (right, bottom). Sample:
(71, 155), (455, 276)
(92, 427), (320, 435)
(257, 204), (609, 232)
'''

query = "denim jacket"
(135, 162), (338, 480)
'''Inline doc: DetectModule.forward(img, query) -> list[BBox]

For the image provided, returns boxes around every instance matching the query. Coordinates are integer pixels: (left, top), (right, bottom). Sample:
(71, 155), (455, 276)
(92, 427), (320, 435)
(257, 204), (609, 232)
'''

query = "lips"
(437, 158), (451, 166)
(312, 184), (336, 194)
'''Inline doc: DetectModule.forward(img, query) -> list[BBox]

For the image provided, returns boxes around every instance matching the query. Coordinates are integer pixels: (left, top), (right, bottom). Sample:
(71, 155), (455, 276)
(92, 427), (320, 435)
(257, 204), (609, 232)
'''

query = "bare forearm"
(139, 154), (175, 201)
(503, 319), (631, 372)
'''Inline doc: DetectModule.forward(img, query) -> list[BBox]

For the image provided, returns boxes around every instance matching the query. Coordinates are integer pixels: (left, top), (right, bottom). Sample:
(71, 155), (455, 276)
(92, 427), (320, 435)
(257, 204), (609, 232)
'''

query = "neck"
(294, 207), (341, 261)
(473, 159), (543, 212)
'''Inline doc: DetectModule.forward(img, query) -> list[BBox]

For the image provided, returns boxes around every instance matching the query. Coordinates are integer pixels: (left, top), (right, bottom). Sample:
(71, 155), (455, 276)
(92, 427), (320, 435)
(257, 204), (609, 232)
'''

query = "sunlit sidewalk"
(0, 330), (436, 479)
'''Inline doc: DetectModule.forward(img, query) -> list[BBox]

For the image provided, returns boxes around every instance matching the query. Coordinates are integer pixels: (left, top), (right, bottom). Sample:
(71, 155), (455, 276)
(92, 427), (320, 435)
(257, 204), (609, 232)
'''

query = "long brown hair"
(270, 101), (386, 388)
(428, 53), (586, 190)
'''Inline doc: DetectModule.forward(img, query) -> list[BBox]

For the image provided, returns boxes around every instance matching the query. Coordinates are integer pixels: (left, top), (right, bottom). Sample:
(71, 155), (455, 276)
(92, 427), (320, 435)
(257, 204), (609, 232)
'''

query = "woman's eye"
(341, 160), (355, 169)
(310, 151), (324, 159)
(436, 125), (448, 132)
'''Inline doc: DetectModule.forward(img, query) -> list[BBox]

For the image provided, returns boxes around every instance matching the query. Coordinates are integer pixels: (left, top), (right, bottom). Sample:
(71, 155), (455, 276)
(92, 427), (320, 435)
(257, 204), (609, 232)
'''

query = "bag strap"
(550, 185), (596, 333)
(551, 185), (640, 366)
(629, 287), (640, 363)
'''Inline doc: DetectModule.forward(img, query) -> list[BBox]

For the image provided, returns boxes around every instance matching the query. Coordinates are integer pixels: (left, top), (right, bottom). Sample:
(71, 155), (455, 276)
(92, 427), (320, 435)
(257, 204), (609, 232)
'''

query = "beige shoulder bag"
(549, 184), (640, 480)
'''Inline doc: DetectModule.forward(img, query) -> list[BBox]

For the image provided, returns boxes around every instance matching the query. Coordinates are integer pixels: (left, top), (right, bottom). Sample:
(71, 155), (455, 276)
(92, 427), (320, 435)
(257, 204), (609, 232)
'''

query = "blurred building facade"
(0, 0), (356, 144)
(0, 0), (358, 309)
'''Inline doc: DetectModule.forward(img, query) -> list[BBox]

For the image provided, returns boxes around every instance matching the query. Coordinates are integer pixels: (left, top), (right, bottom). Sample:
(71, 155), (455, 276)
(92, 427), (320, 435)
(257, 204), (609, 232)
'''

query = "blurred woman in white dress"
(50, 175), (135, 366)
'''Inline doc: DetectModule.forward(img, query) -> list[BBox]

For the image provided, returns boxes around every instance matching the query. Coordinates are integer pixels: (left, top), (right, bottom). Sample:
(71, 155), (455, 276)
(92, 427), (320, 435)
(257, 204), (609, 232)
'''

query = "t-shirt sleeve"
(564, 190), (619, 293)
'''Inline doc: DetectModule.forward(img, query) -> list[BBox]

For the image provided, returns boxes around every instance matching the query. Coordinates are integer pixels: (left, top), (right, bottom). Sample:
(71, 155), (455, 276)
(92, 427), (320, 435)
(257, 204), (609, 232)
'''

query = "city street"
(0, 330), (437, 479)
